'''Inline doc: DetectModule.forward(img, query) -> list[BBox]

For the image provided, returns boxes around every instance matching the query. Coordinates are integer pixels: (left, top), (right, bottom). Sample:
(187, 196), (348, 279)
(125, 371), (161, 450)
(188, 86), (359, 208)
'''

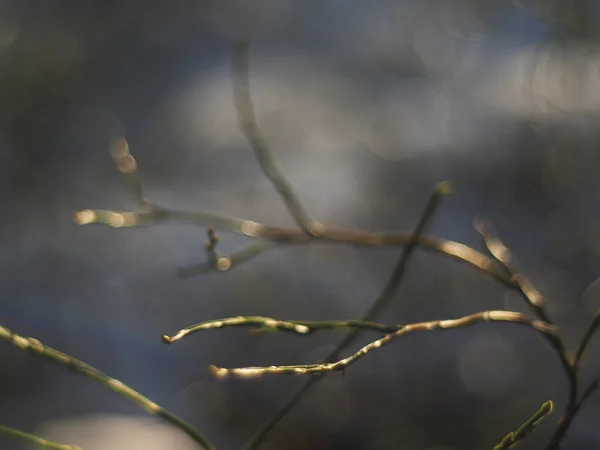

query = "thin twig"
(177, 239), (274, 278)
(232, 40), (321, 236)
(0, 425), (80, 450)
(574, 310), (600, 369)
(474, 219), (579, 450)
(244, 181), (450, 449)
(74, 206), (513, 287)
(493, 401), (554, 450)
(207, 311), (557, 379)
(0, 324), (215, 450)
(161, 316), (402, 344)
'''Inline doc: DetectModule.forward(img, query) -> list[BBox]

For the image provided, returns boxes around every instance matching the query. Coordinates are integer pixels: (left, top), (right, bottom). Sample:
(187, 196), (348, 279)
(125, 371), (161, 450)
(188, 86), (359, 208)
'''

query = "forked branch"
(192, 311), (556, 379)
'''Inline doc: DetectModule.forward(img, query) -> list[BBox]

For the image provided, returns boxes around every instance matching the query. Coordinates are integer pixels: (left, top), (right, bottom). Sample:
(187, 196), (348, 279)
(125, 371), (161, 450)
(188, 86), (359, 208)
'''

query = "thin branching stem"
(231, 40), (321, 236)
(0, 325), (215, 450)
(474, 219), (582, 450)
(0, 425), (80, 450)
(207, 311), (556, 379)
(75, 206), (513, 287)
(244, 181), (449, 449)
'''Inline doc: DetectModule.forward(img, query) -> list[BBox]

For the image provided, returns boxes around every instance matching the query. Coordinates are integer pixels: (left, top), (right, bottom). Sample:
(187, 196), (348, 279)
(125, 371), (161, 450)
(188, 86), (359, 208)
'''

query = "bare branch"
(574, 310), (600, 369)
(207, 311), (556, 379)
(177, 239), (274, 278)
(75, 206), (513, 286)
(232, 40), (322, 236)
(0, 425), (80, 450)
(474, 219), (580, 450)
(0, 324), (214, 450)
(161, 316), (406, 344)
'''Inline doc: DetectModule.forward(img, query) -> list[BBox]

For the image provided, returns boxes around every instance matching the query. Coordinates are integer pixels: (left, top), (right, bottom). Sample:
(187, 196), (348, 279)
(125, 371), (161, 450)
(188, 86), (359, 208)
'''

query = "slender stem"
(74, 207), (513, 287)
(493, 401), (554, 450)
(232, 40), (321, 236)
(475, 219), (580, 450)
(178, 239), (274, 278)
(208, 311), (557, 379)
(0, 325), (215, 450)
(574, 310), (600, 369)
(0, 425), (80, 450)
(244, 181), (450, 449)
(161, 316), (402, 344)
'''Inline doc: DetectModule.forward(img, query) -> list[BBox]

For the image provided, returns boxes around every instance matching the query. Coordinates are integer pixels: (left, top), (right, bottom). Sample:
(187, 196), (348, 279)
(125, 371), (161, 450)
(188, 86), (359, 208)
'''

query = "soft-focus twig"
(232, 40), (321, 236)
(208, 311), (556, 379)
(574, 310), (600, 369)
(0, 425), (80, 450)
(493, 401), (554, 450)
(178, 239), (273, 278)
(0, 324), (215, 450)
(245, 181), (449, 448)
(75, 206), (513, 287)
(109, 137), (148, 209)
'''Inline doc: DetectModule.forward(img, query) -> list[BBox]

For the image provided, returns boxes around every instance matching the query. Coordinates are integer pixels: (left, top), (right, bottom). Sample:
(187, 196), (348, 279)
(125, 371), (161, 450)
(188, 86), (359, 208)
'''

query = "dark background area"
(1, 1), (600, 449)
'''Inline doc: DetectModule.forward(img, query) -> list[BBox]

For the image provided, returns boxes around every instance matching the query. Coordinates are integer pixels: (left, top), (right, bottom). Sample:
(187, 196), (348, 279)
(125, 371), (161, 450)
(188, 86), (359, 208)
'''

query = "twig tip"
(435, 180), (453, 196)
(161, 335), (172, 344)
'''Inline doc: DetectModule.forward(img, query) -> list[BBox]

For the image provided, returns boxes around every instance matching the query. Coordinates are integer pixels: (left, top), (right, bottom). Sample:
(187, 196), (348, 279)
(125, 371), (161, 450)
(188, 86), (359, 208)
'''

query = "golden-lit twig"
(474, 218), (550, 322)
(493, 400), (554, 450)
(75, 206), (513, 286)
(0, 324), (214, 450)
(245, 181), (449, 448)
(207, 311), (557, 379)
(474, 219), (582, 450)
(0, 425), (80, 450)
(161, 316), (405, 344)
(232, 40), (322, 237)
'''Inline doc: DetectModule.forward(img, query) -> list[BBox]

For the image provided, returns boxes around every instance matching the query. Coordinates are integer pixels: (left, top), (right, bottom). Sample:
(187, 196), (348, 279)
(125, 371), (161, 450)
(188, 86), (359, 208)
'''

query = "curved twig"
(206, 311), (556, 379)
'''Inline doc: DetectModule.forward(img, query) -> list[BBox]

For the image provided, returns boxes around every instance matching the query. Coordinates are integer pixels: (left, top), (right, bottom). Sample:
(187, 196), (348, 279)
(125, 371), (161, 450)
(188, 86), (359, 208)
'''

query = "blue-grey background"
(1, 1), (600, 449)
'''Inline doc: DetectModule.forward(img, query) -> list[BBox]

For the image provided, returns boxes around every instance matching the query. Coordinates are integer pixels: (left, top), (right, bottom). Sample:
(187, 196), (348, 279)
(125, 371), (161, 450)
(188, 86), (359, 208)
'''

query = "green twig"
(493, 401), (554, 450)
(0, 325), (214, 450)
(244, 181), (450, 448)
(0, 425), (80, 450)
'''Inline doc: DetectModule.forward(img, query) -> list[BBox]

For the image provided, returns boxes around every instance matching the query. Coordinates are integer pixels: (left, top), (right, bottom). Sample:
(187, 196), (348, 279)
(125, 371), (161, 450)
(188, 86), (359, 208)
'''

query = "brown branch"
(206, 311), (557, 379)
(231, 40), (322, 237)
(75, 206), (513, 287)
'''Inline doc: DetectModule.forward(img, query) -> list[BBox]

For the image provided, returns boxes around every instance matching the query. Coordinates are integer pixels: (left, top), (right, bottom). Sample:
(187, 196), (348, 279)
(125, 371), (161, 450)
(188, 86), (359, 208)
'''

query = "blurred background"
(1, 1), (600, 449)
